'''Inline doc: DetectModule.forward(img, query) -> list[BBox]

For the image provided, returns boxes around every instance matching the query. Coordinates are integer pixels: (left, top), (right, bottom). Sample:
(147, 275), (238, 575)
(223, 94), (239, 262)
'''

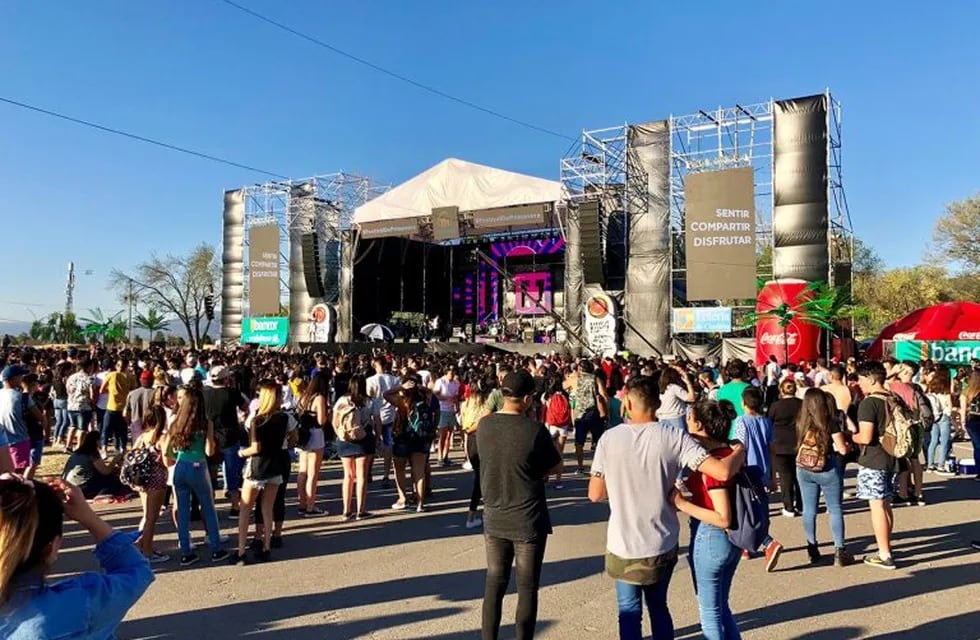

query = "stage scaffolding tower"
(239, 173), (387, 341)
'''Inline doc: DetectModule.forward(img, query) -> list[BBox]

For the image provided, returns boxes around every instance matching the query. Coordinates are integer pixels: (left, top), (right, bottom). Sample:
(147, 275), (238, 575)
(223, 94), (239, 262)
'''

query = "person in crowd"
(124, 370), (156, 444)
(432, 366), (461, 466)
(160, 386), (228, 567)
(478, 370), (562, 640)
(795, 389), (854, 566)
(385, 373), (436, 513)
(570, 361), (607, 475)
(366, 356), (399, 488)
(0, 476), (154, 639)
(672, 400), (743, 640)
(65, 358), (96, 452)
(589, 377), (745, 640)
(20, 373), (46, 479)
(460, 377), (492, 529)
(655, 364), (695, 430)
(50, 362), (71, 449)
(888, 362), (927, 506)
(925, 367), (955, 475)
(961, 370), (980, 480)
(61, 431), (130, 500)
(232, 380), (290, 564)
(0, 365), (32, 472)
(203, 365), (248, 520)
(248, 381), (297, 553)
(853, 361), (897, 570)
(820, 365), (852, 415)
(717, 361), (750, 434)
(543, 377), (572, 490)
(99, 358), (135, 454)
(763, 354), (782, 406)
(129, 404), (170, 563)
(295, 372), (331, 517)
(334, 375), (375, 520)
(768, 379), (803, 516)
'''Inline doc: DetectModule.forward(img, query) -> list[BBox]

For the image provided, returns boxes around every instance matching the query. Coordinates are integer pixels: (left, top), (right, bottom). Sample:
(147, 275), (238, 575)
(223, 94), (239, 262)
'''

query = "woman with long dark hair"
(161, 386), (228, 567)
(460, 376), (493, 528)
(655, 365), (695, 430)
(925, 368), (954, 474)
(295, 371), (331, 517)
(794, 388), (852, 566)
(672, 399), (742, 640)
(334, 375), (375, 520)
(0, 476), (153, 637)
(130, 404), (170, 563)
(767, 379), (803, 516)
(961, 370), (980, 480)
(61, 431), (129, 500)
(51, 362), (71, 449)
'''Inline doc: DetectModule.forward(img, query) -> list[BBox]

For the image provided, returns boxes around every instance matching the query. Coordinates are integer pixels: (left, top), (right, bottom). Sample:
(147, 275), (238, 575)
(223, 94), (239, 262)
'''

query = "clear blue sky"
(1, 1), (978, 327)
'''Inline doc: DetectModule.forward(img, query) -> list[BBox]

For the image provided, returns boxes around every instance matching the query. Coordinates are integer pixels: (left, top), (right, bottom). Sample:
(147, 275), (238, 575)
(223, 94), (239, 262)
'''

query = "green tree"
(133, 308), (170, 337)
(110, 244), (218, 349)
(80, 308), (126, 344)
(932, 194), (980, 274)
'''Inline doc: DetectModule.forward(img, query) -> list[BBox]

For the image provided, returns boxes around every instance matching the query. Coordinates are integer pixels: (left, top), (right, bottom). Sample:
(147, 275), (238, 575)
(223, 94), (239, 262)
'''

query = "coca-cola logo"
(759, 331), (799, 346)
(959, 331), (980, 340)
(892, 332), (917, 341)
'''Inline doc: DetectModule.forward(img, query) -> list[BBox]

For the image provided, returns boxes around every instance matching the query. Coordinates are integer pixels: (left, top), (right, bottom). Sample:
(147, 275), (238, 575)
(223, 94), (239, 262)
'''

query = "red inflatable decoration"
(866, 301), (980, 359)
(755, 279), (821, 366)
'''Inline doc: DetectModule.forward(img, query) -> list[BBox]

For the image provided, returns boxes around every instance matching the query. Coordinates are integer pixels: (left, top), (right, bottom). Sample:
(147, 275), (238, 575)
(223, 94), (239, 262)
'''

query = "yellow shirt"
(102, 371), (135, 412)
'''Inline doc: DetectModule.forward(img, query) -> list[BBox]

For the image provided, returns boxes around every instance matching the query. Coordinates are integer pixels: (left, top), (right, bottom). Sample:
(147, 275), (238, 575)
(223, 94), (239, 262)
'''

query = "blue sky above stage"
(1, 1), (978, 326)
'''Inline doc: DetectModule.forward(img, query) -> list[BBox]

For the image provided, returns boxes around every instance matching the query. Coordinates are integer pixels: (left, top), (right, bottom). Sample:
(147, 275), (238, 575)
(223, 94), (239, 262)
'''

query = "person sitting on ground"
(61, 431), (131, 500)
(0, 475), (154, 639)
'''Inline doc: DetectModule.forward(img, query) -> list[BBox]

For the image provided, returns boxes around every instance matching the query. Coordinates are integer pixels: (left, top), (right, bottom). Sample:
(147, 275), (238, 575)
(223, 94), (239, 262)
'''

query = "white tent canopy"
(352, 158), (563, 225)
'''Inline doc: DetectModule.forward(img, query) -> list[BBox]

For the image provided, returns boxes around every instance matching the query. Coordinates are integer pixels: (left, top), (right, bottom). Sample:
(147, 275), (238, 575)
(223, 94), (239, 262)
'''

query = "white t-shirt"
(366, 373), (399, 425)
(433, 377), (460, 413)
(764, 361), (781, 386)
(417, 370), (432, 388)
(591, 422), (709, 558)
(656, 384), (690, 420)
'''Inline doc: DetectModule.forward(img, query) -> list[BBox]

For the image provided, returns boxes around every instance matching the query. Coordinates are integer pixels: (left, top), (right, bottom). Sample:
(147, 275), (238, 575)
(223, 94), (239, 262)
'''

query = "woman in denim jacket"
(0, 474), (154, 639)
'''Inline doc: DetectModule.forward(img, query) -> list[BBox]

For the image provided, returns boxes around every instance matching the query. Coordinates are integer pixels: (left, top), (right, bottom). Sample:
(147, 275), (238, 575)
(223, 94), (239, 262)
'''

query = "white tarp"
(352, 158), (562, 224)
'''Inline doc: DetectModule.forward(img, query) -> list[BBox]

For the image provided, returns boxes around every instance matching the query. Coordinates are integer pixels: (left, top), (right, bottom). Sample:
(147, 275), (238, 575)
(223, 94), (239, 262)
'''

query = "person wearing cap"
(0, 365), (30, 473)
(203, 364), (250, 520)
(477, 369), (562, 640)
(99, 359), (136, 454)
(124, 370), (157, 443)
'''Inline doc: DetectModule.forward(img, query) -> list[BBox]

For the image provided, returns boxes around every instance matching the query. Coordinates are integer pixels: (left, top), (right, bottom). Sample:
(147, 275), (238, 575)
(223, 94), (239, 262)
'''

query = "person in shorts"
(543, 377), (572, 489)
(853, 361), (898, 570)
(0, 365), (33, 472)
(385, 373), (435, 512)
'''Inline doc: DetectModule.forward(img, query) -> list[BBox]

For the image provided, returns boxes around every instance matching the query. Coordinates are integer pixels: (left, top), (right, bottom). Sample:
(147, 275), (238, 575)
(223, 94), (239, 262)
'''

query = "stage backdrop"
(684, 166), (756, 301)
(248, 223), (281, 316)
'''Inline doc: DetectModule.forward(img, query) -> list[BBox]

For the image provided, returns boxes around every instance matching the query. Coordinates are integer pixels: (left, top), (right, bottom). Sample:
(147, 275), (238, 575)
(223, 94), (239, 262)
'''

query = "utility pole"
(128, 278), (134, 344)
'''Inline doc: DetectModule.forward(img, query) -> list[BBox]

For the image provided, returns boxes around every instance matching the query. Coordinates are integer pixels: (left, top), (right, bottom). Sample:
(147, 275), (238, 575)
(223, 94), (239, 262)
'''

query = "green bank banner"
(895, 340), (980, 365)
(241, 317), (288, 346)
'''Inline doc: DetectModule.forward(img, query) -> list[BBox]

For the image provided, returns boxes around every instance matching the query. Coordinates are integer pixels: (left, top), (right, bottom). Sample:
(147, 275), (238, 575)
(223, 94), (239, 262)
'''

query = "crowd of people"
(0, 343), (978, 639)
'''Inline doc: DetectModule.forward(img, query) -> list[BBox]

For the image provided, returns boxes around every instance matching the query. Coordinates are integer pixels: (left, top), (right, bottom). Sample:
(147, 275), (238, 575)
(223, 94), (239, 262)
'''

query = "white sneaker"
(465, 517), (483, 529)
(843, 489), (856, 499)
(462, 460), (473, 471)
(781, 509), (797, 518)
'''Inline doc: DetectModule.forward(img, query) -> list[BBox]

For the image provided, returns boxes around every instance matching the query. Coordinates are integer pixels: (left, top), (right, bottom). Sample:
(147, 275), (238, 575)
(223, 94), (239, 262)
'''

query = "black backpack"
(406, 398), (435, 440)
(911, 384), (935, 431)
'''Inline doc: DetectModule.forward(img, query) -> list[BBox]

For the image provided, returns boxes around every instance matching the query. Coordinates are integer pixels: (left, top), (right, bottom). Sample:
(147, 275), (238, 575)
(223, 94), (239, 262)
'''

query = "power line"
(216, 0), (575, 142)
(0, 96), (289, 179)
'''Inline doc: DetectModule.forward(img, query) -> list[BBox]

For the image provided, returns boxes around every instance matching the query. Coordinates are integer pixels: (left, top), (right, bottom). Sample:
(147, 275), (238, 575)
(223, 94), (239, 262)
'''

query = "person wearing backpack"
(961, 370), (980, 481)
(672, 399), (743, 640)
(794, 389), (855, 567)
(333, 375), (376, 521)
(853, 361), (899, 570)
(543, 378), (572, 490)
(888, 362), (931, 506)
(384, 373), (436, 513)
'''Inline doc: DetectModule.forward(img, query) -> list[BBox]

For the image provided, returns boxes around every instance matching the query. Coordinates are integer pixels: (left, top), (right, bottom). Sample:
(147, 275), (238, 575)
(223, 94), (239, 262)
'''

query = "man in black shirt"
(477, 370), (562, 640)
(203, 366), (249, 520)
(853, 361), (897, 570)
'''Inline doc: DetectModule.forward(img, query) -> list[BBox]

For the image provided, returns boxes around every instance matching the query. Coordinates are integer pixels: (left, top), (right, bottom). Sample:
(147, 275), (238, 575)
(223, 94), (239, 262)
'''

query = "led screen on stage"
(514, 271), (552, 315)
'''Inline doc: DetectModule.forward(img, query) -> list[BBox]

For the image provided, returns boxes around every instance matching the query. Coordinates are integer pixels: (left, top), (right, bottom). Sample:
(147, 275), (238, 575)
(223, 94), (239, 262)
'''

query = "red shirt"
(686, 446), (735, 510)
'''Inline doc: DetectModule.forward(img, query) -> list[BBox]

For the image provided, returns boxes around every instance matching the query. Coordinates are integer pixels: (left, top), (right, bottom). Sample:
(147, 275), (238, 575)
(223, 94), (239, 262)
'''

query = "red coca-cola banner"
(755, 279), (821, 366)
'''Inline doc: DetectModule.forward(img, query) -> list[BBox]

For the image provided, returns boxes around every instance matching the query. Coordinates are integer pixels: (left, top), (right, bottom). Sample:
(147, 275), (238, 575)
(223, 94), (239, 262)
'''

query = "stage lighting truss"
(239, 173), (389, 309)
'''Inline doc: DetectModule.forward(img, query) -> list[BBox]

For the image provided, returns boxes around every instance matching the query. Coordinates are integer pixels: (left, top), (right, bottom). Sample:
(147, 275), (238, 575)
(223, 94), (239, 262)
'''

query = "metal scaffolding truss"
(828, 96), (854, 285)
(240, 172), (388, 309)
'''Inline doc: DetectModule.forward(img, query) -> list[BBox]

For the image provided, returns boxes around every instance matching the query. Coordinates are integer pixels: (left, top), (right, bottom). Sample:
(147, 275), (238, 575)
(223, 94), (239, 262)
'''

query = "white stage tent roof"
(352, 158), (563, 225)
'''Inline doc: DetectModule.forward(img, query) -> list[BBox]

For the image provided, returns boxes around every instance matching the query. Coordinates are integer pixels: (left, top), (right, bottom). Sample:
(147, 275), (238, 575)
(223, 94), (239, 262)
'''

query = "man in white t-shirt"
(588, 376), (745, 639)
(366, 356), (400, 486)
(432, 367), (461, 466)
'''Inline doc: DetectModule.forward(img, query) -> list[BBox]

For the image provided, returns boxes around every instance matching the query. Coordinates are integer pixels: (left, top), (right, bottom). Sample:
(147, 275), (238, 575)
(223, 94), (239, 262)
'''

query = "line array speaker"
(578, 200), (603, 285)
(301, 232), (326, 298)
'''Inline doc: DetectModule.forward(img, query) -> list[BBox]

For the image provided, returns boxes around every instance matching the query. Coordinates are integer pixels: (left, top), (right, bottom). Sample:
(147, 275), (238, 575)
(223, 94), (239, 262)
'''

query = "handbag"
(120, 446), (158, 488)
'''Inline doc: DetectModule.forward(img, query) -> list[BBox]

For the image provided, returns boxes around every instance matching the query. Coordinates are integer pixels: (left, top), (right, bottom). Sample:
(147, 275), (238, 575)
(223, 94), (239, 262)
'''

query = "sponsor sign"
(309, 303), (335, 343)
(431, 206), (460, 241)
(357, 219), (420, 239)
(684, 166), (757, 301)
(895, 340), (980, 365)
(472, 204), (547, 231)
(672, 307), (733, 334)
(241, 316), (288, 346)
(583, 294), (618, 356)
(754, 279), (820, 365)
(248, 223), (281, 316)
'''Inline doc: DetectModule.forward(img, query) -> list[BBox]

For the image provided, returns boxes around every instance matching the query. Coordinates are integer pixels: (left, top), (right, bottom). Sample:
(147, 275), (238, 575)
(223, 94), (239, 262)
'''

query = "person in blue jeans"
(794, 389), (855, 566)
(162, 386), (228, 567)
(924, 371), (954, 474)
(961, 370), (980, 479)
(0, 475), (153, 640)
(674, 400), (743, 640)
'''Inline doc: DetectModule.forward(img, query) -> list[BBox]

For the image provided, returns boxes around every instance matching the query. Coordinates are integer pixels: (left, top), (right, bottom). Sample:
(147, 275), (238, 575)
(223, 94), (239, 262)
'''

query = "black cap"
(500, 370), (535, 398)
